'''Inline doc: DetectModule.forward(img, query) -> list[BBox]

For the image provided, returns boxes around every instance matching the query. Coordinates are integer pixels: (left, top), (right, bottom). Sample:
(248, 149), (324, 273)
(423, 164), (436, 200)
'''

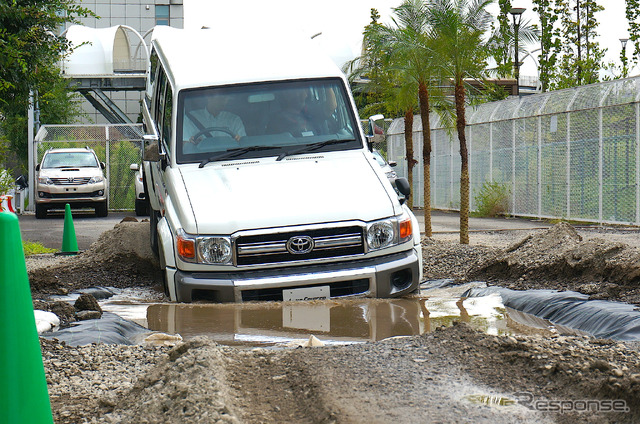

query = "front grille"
(41, 190), (103, 199)
(50, 177), (91, 185)
(236, 225), (364, 266)
(241, 279), (370, 301)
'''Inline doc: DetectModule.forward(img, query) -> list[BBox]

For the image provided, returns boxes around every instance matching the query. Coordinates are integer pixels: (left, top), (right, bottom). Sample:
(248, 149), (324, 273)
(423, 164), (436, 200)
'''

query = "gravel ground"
(25, 219), (640, 423)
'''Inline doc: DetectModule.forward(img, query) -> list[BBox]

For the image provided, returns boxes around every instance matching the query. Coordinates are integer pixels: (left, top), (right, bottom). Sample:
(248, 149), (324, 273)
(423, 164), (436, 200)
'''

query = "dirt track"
(29, 220), (640, 423)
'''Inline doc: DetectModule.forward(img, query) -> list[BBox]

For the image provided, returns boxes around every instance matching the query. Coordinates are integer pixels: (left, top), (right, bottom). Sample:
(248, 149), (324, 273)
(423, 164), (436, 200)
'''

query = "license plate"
(283, 285), (330, 301)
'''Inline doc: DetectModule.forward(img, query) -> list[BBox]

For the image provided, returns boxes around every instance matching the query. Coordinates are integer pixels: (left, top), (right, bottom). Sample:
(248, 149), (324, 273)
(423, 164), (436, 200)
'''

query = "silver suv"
(35, 147), (108, 218)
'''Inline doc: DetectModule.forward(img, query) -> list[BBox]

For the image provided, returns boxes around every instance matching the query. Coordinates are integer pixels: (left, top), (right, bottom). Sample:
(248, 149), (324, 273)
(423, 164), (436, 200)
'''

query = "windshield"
(42, 152), (99, 169)
(176, 78), (362, 164)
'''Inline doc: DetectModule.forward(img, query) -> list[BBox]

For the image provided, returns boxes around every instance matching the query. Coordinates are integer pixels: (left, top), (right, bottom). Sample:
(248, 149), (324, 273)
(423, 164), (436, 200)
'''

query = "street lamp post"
(620, 38), (629, 78)
(510, 7), (526, 95)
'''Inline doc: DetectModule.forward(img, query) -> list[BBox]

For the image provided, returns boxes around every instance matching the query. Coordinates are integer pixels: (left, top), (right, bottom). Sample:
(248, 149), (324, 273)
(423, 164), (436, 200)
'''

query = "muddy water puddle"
(89, 282), (564, 348)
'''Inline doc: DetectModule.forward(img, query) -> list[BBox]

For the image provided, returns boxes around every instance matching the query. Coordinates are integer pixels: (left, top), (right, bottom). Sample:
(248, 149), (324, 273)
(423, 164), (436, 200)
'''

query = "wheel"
(35, 204), (47, 219)
(135, 198), (149, 216)
(149, 208), (159, 256)
(189, 126), (240, 144)
(95, 201), (108, 217)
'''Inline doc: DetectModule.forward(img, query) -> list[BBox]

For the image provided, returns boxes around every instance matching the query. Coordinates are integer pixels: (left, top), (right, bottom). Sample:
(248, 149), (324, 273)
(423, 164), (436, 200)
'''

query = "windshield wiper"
(276, 138), (356, 161)
(198, 145), (278, 168)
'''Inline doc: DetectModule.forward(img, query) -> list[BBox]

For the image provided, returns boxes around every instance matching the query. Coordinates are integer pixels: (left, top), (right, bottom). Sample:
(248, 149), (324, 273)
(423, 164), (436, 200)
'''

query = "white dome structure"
(61, 25), (147, 75)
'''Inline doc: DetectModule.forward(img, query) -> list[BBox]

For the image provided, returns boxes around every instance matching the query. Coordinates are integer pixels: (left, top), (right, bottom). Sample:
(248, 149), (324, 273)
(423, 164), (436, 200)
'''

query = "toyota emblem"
(286, 236), (314, 254)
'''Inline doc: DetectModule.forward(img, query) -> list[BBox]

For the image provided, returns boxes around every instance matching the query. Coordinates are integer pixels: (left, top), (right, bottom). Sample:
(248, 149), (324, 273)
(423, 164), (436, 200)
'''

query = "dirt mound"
(469, 223), (640, 303)
(29, 220), (161, 298)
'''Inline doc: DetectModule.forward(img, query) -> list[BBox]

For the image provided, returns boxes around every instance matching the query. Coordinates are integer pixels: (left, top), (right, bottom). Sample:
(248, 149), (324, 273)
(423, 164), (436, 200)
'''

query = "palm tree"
(427, 0), (494, 244)
(356, 0), (445, 234)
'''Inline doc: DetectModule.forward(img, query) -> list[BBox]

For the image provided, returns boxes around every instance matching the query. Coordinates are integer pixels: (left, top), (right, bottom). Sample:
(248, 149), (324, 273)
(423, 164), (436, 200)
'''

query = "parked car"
(130, 163), (149, 216)
(35, 147), (108, 218)
(372, 150), (397, 184)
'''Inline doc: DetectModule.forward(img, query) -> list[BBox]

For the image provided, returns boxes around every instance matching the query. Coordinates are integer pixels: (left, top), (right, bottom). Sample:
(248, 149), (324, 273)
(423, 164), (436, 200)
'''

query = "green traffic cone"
(60, 203), (79, 255)
(0, 211), (54, 423)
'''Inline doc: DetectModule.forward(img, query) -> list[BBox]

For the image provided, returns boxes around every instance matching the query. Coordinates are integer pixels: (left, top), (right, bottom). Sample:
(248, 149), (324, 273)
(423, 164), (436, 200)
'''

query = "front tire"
(95, 201), (108, 217)
(135, 198), (149, 216)
(35, 204), (47, 219)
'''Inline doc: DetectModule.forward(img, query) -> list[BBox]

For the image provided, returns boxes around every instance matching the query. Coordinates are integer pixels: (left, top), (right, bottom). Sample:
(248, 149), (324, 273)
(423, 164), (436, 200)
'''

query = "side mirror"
(142, 134), (162, 162)
(15, 175), (27, 190)
(367, 114), (385, 148)
(388, 161), (397, 167)
(130, 163), (140, 171)
(395, 177), (411, 199)
(100, 162), (106, 170)
(35, 164), (40, 172)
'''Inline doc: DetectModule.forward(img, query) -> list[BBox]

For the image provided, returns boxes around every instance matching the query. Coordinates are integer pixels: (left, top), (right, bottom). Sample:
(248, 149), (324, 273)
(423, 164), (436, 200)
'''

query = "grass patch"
(23, 240), (57, 256)
(472, 181), (510, 218)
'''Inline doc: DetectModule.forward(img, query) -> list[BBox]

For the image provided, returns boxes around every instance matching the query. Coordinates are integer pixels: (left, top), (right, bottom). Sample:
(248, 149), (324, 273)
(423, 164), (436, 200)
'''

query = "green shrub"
(473, 181), (510, 217)
(0, 168), (13, 195)
(23, 240), (57, 256)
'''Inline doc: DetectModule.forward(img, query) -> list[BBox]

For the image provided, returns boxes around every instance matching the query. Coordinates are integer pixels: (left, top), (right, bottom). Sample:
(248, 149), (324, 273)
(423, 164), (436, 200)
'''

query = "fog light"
(98, 190), (104, 195)
(390, 269), (412, 290)
(38, 192), (45, 197)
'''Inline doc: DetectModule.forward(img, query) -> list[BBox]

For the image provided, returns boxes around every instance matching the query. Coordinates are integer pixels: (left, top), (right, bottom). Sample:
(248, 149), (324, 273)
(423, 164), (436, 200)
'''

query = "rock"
(76, 310), (102, 321)
(75, 293), (102, 313)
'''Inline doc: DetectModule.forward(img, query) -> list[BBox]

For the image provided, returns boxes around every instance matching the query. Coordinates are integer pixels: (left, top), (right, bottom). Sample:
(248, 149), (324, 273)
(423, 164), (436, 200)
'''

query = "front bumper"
(172, 248), (421, 302)
(36, 183), (107, 205)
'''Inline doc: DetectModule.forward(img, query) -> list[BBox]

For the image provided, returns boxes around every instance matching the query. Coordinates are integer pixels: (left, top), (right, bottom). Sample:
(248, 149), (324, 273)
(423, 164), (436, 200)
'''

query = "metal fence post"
(636, 102), (640, 225)
(599, 108), (603, 224)
(512, 119), (516, 215)
(566, 112), (571, 219)
(537, 115), (542, 218)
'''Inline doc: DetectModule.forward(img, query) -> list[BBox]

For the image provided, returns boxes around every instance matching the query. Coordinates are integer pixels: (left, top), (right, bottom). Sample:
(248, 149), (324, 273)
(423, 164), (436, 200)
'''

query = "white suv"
(35, 147), (108, 218)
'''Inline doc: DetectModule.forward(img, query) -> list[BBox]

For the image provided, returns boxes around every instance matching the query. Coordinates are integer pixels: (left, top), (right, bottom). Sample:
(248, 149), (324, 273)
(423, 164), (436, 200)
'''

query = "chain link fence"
(387, 76), (640, 225)
(34, 124), (144, 211)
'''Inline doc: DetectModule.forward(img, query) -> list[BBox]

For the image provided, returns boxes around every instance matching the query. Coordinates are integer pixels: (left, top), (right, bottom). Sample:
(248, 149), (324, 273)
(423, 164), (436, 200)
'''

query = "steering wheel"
(190, 126), (239, 144)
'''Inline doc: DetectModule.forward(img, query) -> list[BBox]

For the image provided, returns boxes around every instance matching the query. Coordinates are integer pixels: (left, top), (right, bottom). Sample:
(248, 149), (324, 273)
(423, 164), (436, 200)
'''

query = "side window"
(162, 86), (173, 154)
(149, 50), (159, 87)
(154, 69), (167, 128)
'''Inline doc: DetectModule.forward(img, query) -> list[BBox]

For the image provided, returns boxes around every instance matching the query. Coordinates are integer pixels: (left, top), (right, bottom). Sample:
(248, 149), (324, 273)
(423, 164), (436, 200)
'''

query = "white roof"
(151, 26), (346, 91)
(62, 25), (132, 75)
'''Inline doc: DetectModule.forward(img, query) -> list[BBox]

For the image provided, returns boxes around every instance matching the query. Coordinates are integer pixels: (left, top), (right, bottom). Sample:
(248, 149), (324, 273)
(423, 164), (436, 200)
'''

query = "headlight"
(38, 176), (53, 185)
(366, 214), (413, 251)
(177, 231), (233, 265)
(367, 220), (395, 249)
(197, 237), (232, 264)
(385, 170), (397, 179)
(88, 175), (104, 184)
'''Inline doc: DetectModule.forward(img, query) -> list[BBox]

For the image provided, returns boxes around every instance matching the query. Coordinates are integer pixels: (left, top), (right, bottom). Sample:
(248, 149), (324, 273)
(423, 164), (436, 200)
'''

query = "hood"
(177, 152), (397, 235)
(39, 168), (102, 178)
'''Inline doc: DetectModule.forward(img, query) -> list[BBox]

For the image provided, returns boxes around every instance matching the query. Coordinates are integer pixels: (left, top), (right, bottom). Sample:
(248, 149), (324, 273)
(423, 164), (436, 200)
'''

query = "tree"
(553, 0), (605, 89)
(0, 0), (92, 170)
(428, 0), (493, 244)
(489, 0), (540, 79)
(532, 0), (562, 91)
(354, 0), (448, 234)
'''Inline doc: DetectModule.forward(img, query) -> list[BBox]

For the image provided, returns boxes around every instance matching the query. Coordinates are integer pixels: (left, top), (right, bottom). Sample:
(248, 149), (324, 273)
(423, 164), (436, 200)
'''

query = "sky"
(183, 0), (633, 80)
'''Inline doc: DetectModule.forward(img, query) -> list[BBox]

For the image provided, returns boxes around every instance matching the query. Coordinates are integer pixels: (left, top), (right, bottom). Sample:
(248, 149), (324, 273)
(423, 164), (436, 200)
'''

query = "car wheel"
(135, 198), (149, 216)
(35, 204), (47, 219)
(149, 208), (159, 256)
(95, 201), (108, 217)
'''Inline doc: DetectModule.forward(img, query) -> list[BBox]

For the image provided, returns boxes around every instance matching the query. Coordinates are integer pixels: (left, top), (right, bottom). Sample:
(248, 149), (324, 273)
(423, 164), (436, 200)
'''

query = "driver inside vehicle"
(183, 93), (246, 144)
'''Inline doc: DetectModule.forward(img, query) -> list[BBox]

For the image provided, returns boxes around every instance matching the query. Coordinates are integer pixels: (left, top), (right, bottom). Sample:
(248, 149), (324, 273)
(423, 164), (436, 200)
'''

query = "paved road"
(15, 208), (552, 252)
(18, 211), (138, 250)
(414, 209), (552, 233)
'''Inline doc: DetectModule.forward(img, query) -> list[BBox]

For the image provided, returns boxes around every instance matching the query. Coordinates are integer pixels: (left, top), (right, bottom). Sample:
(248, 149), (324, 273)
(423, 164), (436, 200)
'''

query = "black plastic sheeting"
(462, 287), (640, 341)
(42, 312), (150, 346)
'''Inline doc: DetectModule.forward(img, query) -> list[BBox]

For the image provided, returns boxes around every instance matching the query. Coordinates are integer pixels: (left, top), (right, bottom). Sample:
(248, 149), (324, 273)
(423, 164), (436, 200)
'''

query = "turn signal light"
(177, 234), (196, 259)
(399, 218), (412, 240)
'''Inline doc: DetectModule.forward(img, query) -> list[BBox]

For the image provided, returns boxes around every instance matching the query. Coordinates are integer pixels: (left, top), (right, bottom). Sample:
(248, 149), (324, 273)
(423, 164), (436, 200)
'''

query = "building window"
(155, 5), (170, 26)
